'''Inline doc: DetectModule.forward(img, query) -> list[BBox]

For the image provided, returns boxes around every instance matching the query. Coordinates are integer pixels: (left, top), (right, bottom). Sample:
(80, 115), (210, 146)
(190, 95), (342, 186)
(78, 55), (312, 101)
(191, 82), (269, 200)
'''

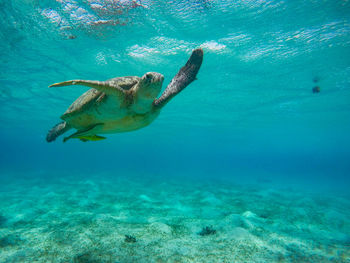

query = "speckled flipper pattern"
(153, 48), (203, 108)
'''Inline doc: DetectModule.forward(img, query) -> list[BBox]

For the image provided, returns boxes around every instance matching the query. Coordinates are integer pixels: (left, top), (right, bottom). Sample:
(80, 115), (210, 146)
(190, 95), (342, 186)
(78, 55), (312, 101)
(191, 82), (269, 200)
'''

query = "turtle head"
(138, 72), (164, 99)
(133, 72), (164, 113)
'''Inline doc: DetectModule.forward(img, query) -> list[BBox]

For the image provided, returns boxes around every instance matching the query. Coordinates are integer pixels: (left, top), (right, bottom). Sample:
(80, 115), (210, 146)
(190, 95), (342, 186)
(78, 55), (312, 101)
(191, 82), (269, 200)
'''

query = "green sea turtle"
(46, 48), (203, 142)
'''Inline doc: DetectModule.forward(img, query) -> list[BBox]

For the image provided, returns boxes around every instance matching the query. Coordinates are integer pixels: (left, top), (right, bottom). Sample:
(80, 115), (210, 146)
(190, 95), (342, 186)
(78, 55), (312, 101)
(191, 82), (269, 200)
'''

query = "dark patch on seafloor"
(312, 76), (320, 93)
(0, 214), (7, 226)
(312, 86), (320, 93)
(124, 235), (137, 243)
(198, 226), (217, 236)
(73, 252), (103, 263)
(0, 234), (22, 248)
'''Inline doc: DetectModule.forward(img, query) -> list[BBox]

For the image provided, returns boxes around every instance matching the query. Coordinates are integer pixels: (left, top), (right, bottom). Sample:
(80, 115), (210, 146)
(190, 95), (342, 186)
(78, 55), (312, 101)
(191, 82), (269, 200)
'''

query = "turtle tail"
(46, 121), (71, 142)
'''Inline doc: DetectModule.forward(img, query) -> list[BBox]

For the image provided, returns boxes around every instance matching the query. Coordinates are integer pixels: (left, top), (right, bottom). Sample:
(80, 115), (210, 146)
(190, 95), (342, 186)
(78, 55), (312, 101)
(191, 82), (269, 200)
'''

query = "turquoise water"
(1, 1), (350, 262)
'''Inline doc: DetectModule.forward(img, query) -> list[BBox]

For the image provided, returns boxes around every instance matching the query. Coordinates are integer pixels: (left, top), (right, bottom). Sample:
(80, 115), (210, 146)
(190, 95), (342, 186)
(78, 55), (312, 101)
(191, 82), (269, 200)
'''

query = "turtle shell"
(61, 76), (139, 121)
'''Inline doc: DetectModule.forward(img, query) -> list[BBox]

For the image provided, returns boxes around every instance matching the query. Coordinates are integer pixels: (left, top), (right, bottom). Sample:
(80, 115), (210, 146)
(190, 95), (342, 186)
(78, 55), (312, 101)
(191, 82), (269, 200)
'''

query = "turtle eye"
(145, 73), (152, 80)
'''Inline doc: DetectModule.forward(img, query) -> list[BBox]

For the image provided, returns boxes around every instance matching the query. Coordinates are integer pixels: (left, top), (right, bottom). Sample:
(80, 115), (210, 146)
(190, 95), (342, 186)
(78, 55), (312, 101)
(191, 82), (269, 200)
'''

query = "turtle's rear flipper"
(46, 121), (71, 142)
(63, 124), (103, 143)
(153, 48), (203, 108)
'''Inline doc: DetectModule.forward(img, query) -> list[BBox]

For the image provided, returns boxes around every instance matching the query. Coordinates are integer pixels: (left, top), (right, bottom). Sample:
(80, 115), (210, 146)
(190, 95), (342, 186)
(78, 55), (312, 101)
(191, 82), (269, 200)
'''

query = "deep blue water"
(1, 0), (350, 188)
(0, 1), (350, 262)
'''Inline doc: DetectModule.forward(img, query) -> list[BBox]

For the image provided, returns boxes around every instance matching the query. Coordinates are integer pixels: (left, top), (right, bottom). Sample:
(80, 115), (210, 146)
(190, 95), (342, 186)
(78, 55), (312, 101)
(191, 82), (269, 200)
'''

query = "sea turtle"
(46, 48), (203, 143)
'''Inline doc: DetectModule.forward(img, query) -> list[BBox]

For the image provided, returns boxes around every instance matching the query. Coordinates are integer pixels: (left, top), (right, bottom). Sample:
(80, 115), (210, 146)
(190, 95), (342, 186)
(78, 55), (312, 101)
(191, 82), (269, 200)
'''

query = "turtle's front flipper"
(153, 48), (203, 108)
(49, 80), (124, 96)
(63, 123), (104, 143)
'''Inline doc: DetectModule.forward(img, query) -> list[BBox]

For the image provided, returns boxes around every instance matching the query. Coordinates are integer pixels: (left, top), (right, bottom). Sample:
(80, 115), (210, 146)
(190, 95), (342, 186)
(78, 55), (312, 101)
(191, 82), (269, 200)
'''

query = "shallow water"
(0, 1), (350, 262)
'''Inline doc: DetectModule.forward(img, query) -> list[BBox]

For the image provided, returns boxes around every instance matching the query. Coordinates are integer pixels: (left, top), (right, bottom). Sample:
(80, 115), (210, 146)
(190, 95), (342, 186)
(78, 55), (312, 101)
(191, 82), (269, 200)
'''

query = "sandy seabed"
(0, 171), (349, 263)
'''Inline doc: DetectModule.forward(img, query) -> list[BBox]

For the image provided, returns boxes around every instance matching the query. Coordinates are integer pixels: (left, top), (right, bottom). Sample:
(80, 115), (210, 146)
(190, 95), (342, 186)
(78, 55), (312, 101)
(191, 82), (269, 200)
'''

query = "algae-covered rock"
(242, 211), (258, 219)
(230, 227), (254, 241)
(149, 222), (172, 235)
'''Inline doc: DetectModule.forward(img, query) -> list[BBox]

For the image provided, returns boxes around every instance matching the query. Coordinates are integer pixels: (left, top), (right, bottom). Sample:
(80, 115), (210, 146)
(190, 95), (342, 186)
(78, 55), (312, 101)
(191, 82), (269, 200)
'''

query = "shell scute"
(61, 89), (104, 120)
(61, 76), (139, 121)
